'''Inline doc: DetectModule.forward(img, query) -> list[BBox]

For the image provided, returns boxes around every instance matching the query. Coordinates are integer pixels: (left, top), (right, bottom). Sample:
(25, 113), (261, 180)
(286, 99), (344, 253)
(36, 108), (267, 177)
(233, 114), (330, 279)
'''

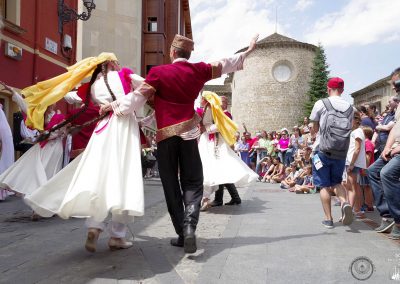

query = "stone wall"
(231, 46), (315, 133)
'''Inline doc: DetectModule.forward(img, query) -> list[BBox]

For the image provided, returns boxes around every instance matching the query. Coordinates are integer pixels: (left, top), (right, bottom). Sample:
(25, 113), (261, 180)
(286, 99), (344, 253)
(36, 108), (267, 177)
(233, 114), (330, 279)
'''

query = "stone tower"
(230, 33), (316, 133)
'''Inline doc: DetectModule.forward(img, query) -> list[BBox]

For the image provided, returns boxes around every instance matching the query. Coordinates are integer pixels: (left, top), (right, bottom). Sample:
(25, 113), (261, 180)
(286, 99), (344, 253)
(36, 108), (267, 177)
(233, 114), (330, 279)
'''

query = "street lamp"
(58, 0), (96, 34)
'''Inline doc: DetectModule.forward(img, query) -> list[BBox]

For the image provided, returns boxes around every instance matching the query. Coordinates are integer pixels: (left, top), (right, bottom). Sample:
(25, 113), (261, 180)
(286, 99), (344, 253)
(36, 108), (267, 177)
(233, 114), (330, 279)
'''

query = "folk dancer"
(20, 54), (145, 252)
(198, 92), (258, 211)
(100, 34), (259, 253)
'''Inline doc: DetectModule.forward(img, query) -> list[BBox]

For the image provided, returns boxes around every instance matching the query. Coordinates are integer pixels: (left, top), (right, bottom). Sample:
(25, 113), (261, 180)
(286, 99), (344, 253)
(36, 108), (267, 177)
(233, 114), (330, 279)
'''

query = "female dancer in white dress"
(0, 103), (65, 198)
(0, 104), (14, 201)
(197, 92), (258, 209)
(24, 54), (146, 252)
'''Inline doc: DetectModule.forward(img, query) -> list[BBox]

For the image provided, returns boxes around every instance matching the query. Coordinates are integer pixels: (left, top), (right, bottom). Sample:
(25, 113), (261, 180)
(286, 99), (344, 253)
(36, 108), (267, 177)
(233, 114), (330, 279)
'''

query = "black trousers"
(157, 136), (204, 236)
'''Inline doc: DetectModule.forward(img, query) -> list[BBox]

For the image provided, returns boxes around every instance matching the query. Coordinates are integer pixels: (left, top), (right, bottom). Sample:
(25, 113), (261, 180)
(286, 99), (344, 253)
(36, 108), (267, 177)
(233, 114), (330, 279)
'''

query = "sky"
(189, 0), (400, 102)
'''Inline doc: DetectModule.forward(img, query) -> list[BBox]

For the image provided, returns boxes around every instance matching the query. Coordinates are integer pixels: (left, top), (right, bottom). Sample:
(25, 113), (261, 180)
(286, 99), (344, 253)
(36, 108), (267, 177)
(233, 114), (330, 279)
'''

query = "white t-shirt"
(309, 96), (354, 151)
(346, 128), (367, 169)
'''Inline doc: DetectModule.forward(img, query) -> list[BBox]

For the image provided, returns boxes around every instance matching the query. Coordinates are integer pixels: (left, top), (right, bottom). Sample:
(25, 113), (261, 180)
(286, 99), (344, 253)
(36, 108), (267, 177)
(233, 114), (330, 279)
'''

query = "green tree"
(304, 44), (330, 118)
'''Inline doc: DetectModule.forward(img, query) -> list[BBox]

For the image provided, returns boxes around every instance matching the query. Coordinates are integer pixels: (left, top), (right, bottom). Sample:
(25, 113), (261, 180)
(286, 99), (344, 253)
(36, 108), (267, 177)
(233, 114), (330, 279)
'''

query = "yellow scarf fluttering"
(202, 91), (238, 146)
(22, 52), (118, 130)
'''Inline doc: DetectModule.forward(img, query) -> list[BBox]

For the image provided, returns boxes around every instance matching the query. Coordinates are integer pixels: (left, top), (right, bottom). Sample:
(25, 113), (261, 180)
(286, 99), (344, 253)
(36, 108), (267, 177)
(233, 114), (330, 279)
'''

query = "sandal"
(85, 228), (101, 253)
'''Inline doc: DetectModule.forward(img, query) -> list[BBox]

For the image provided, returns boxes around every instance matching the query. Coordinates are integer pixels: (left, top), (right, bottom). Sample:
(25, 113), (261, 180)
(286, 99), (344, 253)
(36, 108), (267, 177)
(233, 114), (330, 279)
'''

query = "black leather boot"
(170, 235), (184, 247)
(183, 204), (199, 253)
(183, 225), (196, 253)
(224, 183), (241, 205)
(210, 186), (224, 207)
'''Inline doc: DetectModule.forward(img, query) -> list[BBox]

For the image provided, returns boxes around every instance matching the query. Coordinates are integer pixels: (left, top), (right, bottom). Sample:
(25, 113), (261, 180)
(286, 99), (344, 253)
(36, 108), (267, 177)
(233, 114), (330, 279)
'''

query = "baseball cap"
(327, 77), (344, 89)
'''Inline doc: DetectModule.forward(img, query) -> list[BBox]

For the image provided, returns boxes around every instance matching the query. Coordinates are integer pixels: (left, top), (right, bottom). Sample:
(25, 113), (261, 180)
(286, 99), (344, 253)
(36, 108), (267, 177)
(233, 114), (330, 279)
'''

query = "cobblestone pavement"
(1, 179), (399, 283)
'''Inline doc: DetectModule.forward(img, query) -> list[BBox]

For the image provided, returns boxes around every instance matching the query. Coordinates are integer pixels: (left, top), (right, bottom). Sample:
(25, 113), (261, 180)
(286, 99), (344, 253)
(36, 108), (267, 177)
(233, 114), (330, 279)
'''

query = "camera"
(394, 79), (400, 94)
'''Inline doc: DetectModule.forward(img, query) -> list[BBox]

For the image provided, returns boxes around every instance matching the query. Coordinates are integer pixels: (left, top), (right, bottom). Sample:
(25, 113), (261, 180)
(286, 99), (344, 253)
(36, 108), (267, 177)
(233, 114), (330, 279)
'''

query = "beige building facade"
(229, 33), (316, 133)
(350, 76), (392, 112)
(78, 0), (142, 73)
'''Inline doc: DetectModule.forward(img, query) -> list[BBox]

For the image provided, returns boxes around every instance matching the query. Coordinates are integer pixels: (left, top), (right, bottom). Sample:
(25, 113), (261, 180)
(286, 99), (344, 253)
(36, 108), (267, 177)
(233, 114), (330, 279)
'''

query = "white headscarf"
(0, 105), (15, 173)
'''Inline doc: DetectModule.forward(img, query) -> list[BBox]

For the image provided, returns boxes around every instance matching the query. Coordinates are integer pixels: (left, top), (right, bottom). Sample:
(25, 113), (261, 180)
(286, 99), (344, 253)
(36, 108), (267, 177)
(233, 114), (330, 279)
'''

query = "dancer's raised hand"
(245, 34), (259, 55)
(0, 81), (13, 93)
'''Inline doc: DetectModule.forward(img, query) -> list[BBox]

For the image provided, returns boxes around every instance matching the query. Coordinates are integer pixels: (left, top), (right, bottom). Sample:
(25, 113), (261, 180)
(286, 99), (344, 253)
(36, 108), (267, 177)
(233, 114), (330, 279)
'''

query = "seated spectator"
(269, 157), (286, 184)
(292, 165), (314, 194)
(374, 96), (398, 156)
(260, 160), (275, 182)
(368, 67), (400, 239)
(280, 162), (299, 189)
(257, 156), (272, 179)
(261, 157), (284, 183)
(294, 146), (312, 168)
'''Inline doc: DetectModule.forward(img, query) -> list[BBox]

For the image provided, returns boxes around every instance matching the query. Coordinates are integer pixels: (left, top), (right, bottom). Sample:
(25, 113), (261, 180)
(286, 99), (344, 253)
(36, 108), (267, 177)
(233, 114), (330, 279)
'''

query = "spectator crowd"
(233, 69), (400, 237)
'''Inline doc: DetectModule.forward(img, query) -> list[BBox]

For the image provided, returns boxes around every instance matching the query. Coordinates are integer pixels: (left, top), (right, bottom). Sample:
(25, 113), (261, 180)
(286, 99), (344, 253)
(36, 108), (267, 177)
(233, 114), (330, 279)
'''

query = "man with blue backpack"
(310, 77), (354, 229)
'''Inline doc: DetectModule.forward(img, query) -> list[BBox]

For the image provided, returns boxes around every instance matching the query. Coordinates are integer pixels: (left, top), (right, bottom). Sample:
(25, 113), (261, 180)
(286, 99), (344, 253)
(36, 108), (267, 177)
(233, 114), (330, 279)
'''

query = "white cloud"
(294, 0), (313, 11)
(189, 0), (282, 84)
(306, 0), (400, 47)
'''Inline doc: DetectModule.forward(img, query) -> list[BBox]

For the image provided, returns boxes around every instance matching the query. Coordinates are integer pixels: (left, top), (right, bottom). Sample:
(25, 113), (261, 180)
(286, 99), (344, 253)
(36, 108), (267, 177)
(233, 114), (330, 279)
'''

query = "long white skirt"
(198, 133), (258, 198)
(0, 110), (15, 200)
(24, 114), (144, 224)
(0, 139), (63, 196)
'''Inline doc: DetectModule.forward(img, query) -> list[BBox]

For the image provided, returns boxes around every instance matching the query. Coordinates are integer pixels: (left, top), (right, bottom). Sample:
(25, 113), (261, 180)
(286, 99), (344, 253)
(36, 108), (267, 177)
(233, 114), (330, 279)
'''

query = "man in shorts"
(309, 77), (354, 228)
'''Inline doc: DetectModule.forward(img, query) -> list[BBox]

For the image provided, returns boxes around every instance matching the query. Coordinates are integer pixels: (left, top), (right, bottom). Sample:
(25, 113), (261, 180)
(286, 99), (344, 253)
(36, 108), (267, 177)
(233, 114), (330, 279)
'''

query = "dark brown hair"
(173, 47), (191, 60)
(41, 61), (116, 138)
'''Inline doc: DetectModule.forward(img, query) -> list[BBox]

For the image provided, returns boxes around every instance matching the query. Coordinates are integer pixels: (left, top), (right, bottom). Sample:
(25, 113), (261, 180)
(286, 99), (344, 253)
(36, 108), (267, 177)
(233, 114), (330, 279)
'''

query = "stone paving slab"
(1, 179), (400, 283)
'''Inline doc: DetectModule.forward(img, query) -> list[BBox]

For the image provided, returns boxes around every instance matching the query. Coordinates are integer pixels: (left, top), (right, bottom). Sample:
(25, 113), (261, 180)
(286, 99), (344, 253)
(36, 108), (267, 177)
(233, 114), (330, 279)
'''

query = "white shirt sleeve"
(129, 74), (145, 89)
(111, 90), (147, 116)
(206, 124), (218, 134)
(220, 52), (245, 74)
(309, 100), (323, 122)
(11, 90), (28, 114)
(20, 121), (39, 140)
(64, 91), (83, 104)
(354, 128), (364, 140)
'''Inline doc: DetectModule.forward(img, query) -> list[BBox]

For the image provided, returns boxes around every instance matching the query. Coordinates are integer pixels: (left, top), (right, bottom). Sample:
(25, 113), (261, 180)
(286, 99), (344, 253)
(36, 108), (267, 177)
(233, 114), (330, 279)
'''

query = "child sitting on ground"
(280, 162), (299, 189)
(269, 157), (286, 184)
(258, 156), (273, 180)
(289, 165), (314, 193)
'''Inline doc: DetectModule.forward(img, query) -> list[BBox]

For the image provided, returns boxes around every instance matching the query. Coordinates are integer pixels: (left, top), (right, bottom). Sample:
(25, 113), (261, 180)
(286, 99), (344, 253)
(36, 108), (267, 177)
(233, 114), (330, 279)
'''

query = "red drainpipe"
(32, 0), (40, 84)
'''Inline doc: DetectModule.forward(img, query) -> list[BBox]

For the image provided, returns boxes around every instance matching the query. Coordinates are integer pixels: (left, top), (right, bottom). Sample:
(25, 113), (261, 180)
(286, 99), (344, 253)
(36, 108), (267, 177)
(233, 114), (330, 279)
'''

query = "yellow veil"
(22, 52), (118, 130)
(202, 91), (238, 146)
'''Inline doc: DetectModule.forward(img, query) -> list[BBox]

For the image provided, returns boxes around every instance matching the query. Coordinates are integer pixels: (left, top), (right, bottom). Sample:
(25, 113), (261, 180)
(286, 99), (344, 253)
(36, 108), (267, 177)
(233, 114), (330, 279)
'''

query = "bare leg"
(363, 185), (374, 208)
(333, 183), (347, 204)
(346, 174), (356, 208)
(320, 187), (333, 221)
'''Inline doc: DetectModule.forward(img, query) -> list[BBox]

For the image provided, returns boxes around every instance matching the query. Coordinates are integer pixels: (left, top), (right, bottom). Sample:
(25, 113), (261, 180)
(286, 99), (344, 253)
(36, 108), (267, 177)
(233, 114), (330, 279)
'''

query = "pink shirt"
(278, 138), (290, 150)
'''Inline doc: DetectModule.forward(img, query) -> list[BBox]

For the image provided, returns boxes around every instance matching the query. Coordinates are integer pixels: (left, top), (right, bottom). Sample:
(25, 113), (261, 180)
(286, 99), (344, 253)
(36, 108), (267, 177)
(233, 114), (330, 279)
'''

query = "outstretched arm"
(209, 34), (259, 78)
(0, 81), (28, 113)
